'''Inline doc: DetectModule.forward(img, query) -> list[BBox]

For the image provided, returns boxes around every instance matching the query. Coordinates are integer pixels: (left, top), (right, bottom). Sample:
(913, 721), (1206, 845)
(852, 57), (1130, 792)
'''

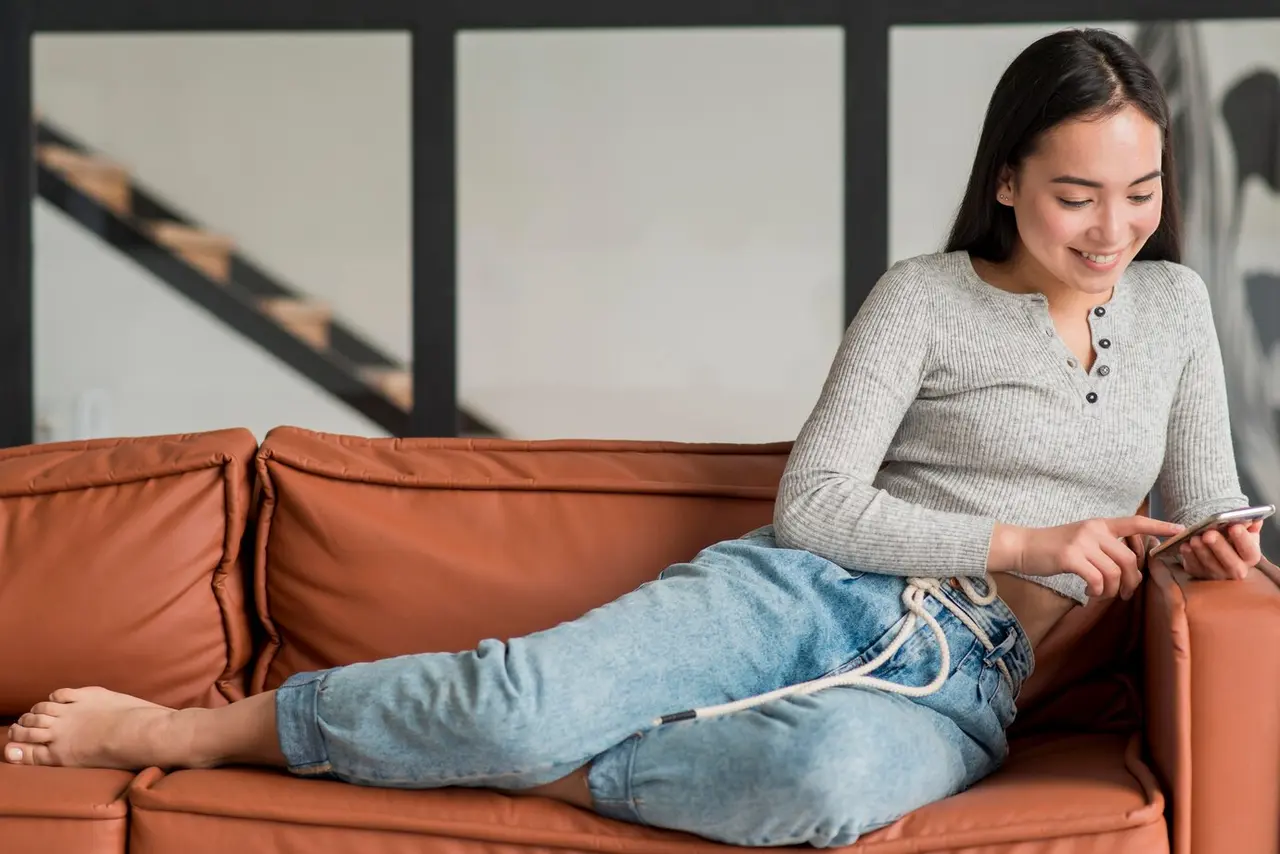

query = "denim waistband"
(933, 577), (1035, 693)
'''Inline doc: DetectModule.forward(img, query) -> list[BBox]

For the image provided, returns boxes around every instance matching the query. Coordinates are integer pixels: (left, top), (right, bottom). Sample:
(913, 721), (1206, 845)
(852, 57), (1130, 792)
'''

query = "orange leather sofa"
(1, 426), (1277, 854)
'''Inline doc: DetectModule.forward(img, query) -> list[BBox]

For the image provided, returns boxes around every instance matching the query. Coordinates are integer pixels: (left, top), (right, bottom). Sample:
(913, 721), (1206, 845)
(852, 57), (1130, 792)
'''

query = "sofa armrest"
(1144, 555), (1280, 854)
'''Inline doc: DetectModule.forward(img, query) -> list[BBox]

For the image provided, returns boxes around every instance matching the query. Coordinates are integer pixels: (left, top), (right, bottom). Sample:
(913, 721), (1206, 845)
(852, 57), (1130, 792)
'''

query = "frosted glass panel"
(457, 28), (843, 443)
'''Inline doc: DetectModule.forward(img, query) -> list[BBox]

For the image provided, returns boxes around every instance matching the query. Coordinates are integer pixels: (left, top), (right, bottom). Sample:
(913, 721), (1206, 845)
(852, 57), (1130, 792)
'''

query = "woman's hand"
(991, 516), (1186, 600)
(1173, 520), (1264, 580)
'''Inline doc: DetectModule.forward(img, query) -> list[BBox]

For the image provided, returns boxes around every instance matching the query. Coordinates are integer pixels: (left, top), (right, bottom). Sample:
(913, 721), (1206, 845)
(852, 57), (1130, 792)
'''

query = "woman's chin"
(1058, 256), (1130, 293)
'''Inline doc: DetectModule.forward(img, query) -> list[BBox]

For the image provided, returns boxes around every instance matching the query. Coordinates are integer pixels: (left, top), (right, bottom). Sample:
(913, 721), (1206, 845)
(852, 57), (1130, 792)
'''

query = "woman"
(2, 27), (1267, 848)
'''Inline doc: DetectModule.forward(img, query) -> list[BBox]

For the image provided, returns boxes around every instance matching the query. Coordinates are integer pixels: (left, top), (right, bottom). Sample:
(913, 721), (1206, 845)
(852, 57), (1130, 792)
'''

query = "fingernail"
(6, 747), (22, 762)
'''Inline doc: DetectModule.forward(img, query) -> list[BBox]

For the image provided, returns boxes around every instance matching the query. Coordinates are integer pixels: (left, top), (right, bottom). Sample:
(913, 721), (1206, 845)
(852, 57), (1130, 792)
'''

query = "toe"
(8, 724), (52, 745)
(29, 702), (65, 718)
(4, 743), (53, 766)
(49, 687), (93, 703)
(18, 713), (56, 729)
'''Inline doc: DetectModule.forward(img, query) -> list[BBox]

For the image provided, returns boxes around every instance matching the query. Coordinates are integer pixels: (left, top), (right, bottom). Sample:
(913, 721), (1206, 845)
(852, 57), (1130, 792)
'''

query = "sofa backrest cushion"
(0, 429), (257, 715)
(250, 427), (788, 691)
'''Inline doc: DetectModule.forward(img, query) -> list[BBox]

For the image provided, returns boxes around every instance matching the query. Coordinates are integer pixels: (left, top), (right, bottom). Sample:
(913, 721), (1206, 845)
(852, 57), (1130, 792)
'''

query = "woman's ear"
(996, 166), (1016, 206)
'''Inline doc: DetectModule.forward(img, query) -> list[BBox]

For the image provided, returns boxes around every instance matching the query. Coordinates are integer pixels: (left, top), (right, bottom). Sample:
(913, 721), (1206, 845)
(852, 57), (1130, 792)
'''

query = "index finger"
(1109, 516), (1186, 538)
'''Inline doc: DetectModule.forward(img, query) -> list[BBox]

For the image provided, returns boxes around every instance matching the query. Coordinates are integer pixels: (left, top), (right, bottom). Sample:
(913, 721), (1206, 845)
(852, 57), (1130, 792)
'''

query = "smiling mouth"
(1074, 249), (1121, 264)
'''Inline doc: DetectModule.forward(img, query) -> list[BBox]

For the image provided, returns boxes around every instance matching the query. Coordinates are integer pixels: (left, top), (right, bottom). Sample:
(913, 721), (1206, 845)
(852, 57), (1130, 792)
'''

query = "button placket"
(1082, 301), (1117, 415)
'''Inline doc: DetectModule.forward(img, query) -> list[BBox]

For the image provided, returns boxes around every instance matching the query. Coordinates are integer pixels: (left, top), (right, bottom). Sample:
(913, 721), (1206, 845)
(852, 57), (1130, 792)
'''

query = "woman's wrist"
(987, 523), (1029, 574)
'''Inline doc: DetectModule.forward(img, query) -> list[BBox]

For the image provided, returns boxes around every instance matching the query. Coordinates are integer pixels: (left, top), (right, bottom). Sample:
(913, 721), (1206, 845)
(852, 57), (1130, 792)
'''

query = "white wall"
(456, 29), (843, 441)
(33, 29), (843, 443)
(34, 198), (384, 443)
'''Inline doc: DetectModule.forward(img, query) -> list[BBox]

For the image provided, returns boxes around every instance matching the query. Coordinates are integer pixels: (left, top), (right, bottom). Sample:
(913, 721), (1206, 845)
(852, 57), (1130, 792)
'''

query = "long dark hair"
(944, 28), (1181, 264)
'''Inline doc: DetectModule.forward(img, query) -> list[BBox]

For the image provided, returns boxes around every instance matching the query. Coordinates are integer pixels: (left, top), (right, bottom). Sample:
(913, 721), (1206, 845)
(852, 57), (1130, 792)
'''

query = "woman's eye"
(1130, 193), (1156, 204)
(1058, 198), (1090, 209)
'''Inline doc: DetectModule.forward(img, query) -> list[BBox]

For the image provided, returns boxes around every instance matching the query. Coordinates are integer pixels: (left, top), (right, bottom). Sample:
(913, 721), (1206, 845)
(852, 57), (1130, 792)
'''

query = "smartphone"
(1148, 504), (1276, 561)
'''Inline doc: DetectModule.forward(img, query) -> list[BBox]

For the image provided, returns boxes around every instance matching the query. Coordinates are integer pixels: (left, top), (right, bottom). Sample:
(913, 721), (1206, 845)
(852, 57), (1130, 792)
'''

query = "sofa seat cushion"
(0, 429), (257, 713)
(0, 765), (136, 854)
(125, 733), (1166, 854)
(251, 428), (789, 691)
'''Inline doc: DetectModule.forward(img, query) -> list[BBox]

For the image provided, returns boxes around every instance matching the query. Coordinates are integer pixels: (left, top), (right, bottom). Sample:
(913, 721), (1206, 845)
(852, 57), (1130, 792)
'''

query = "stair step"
(361, 368), (412, 411)
(36, 144), (132, 217)
(259, 298), (332, 350)
(146, 221), (235, 283)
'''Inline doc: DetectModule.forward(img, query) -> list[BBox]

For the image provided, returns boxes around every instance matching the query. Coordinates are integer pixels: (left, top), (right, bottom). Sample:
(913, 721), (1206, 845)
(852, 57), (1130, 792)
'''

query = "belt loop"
(983, 629), (1018, 666)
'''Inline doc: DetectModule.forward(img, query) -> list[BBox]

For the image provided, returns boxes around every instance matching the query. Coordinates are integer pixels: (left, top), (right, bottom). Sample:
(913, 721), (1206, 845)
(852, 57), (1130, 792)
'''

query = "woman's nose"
(1091, 203), (1127, 247)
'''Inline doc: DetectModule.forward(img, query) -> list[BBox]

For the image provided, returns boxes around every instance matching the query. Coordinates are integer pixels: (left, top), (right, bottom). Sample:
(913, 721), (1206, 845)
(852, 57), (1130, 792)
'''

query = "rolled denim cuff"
(275, 667), (339, 776)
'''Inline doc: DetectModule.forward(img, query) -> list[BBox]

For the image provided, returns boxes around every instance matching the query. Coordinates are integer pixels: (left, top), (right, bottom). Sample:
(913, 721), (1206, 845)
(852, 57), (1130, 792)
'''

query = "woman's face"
(999, 104), (1165, 297)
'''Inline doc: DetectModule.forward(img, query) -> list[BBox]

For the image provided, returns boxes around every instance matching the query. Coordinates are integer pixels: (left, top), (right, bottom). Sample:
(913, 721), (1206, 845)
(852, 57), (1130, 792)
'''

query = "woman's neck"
(975, 247), (1112, 315)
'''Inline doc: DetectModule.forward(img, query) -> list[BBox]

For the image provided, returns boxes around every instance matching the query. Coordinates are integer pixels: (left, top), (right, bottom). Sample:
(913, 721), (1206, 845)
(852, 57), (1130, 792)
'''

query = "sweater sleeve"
(1154, 264), (1249, 526)
(773, 259), (999, 577)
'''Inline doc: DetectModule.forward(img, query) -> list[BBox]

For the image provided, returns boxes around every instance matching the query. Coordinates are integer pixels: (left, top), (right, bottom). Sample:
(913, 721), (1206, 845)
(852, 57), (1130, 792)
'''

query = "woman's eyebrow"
(1049, 169), (1164, 188)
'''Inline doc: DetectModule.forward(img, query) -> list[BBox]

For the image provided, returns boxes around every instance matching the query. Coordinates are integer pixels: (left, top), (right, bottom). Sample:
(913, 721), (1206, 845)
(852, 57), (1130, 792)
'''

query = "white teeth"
(1079, 251), (1118, 264)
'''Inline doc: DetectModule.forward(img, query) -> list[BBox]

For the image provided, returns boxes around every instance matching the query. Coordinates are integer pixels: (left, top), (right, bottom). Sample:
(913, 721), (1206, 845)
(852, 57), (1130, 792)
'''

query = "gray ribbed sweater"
(773, 250), (1248, 604)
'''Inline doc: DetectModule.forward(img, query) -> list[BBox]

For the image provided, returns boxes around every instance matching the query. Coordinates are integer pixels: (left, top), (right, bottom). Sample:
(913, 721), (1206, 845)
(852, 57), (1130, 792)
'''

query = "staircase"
(33, 117), (497, 438)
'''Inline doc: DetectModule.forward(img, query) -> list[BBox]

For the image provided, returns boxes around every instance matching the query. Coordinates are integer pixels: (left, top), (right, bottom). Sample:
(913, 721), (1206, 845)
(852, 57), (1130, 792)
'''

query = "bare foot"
(4, 686), (203, 770)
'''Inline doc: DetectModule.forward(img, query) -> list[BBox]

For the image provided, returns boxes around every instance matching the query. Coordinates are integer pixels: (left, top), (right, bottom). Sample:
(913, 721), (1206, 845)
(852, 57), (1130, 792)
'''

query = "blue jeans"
(274, 525), (1033, 848)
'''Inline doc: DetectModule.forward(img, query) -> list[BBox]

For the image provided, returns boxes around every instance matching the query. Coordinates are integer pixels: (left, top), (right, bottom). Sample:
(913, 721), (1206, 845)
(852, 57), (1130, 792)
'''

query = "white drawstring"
(652, 575), (1013, 726)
